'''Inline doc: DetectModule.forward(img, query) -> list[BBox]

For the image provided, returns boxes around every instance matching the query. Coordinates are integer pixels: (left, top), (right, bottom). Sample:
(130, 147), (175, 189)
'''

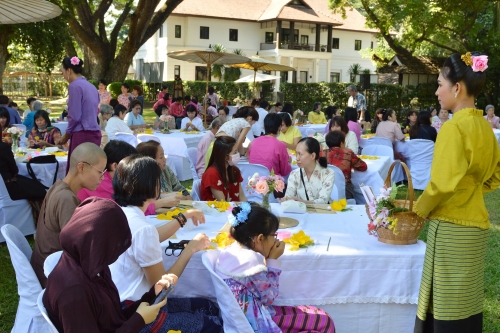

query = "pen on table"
(326, 237), (331, 252)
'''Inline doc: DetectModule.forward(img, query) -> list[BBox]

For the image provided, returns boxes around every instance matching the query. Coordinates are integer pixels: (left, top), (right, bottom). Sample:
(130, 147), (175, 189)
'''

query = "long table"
(149, 204), (425, 333)
(154, 131), (206, 181)
(297, 124), (327, 137)
(16, 154), (67, 187)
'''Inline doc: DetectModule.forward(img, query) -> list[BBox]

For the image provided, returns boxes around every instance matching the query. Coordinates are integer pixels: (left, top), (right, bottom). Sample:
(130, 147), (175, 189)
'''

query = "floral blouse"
(160, 167), (189, 196)
(285, 163), (334, 203)
(200, 166), (243, 201)
(117, 93), (134, 109)
(216, 118), (250, 141)
(216, 242), (282, 333)
(28, 127), (61, 148)
(98, 90), (111, 105)
(431, 117), (448, 132)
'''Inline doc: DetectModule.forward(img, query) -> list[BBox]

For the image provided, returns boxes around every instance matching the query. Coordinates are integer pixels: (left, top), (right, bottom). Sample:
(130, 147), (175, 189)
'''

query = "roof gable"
(379, 55), (447, 74)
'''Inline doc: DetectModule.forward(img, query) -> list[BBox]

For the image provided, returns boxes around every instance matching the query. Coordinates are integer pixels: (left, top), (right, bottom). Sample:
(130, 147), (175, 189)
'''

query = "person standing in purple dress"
(58, 56), (101, 173)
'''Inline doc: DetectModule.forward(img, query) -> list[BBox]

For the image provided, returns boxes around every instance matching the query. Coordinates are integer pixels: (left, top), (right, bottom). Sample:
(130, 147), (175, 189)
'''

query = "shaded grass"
(1, 187), (499, 331)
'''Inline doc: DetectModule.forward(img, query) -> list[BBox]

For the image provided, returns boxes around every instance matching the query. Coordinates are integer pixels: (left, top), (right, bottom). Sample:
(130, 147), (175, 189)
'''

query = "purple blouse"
(67, 77), (100, 134)
(347, 120), (361, 142)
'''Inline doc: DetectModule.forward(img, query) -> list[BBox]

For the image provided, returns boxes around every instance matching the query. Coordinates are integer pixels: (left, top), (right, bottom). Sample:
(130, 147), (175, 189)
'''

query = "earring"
(454, 92), (458, 98)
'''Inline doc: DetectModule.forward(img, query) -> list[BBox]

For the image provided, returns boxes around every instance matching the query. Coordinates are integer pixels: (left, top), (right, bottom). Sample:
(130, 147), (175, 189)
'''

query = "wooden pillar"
(276, 21), (282, 49)
(327, 25), (333, 52)
(315, 24), (321, 52)
(289, 21), (295, 50)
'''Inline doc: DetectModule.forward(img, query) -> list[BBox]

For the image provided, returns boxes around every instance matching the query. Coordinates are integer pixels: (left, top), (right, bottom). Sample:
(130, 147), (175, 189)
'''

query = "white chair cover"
(406, 139), (434, 190)
(201, 251), (254, 333)
(191, 179), (202, 201)
(115, 132), (138, 147)
(0, 177), (35, 243)
(136, 134), (160, 144)
(36, 290), (59, 333)
(361, 145), (404, 183)
(361, 145), (393, 158)
(364, 137), (393, 148)
(236, 163), (270, 202)
(1, 225), (50, 333)
(185, 148), (200, 181)
(43, 251), (62, 278)
(327, 165), (345, 201)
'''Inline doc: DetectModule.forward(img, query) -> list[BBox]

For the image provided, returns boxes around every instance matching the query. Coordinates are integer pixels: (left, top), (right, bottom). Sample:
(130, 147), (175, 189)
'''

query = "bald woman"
(31, 142), (107, 287)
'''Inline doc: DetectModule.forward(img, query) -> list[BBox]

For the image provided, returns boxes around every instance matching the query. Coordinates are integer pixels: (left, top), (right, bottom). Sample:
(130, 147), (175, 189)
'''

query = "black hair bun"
(231, 206), (242, 217)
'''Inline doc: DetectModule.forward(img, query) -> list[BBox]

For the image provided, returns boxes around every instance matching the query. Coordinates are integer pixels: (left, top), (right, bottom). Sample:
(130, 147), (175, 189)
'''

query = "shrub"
(107, 82), (123, 98)
(88, 80), (98, 89)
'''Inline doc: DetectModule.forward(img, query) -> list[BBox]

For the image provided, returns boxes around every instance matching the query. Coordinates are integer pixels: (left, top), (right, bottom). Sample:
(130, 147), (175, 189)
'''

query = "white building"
(133, 0), (378, 89)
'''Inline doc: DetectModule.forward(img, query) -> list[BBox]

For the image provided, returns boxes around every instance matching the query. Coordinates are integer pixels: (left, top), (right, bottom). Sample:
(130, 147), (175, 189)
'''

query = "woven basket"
(366, 161), (426, 245)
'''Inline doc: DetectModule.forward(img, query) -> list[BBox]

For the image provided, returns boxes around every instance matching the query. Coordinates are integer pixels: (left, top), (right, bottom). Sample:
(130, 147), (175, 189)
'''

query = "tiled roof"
(170, 0), (375, 32)
(378, 55), (447, 74)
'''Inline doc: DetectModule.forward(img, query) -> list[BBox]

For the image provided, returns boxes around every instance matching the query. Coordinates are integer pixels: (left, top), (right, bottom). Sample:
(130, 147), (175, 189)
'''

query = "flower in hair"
(228, 202), (252, 227)
(70, 56), (80, 66)
(461, 52), (473, 67)
(471, 55), (488, 72)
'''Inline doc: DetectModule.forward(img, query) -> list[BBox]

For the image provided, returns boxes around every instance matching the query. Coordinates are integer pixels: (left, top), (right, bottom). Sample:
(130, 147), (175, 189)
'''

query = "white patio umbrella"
(167, 45), (250, 126)
(0, 0), (62, 24)
(235, 73), (281, 83)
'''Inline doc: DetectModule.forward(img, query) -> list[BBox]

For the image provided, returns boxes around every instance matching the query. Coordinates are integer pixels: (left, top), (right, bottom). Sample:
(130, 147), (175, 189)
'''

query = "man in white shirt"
(252, 100), (269, 137)
(347, 84), (366, 122)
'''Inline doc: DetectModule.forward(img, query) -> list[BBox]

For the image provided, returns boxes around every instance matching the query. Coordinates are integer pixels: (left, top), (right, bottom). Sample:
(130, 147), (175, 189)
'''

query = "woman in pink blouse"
(248, 113), (292, 177)
(375, 108), (406, 161)
(431, 109), (450, 132)
(117, 83), (134, 109)
(98, 79), (111, 106)
(484, 105), (499, 129)
(345, 107), (361, 142)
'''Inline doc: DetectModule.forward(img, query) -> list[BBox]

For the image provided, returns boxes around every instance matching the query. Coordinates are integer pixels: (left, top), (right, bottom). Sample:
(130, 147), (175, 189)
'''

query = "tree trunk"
(0, 27), (14, 90)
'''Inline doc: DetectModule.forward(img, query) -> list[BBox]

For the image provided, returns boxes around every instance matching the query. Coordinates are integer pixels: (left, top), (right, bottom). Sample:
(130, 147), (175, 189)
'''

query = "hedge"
(279, 82), (439, 120)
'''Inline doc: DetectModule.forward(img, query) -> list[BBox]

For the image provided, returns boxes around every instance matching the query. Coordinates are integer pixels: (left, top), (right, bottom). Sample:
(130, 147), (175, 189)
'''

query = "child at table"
(325, 131), (367, 200)
(216, 202), (335, 333)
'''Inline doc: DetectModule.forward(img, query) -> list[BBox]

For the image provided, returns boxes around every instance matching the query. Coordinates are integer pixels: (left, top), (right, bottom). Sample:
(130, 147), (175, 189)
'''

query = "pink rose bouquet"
(247, 170), (285, 209)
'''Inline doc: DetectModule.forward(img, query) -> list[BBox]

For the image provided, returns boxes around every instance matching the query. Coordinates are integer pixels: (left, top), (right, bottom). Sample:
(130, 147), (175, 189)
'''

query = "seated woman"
(201, 136), (248, 202)
(215, 106), (259, 156)
(329, 116), (358, 153)
(325, 131), (367, 199)
(375, 108), (405, 143)
(484, 105), (499, 129)
(43, 196), (175, 333)
(153, 104), (175, 130)
(1, 107), (13, 146)
(249, 113), (292, 177)
(324, 105), (341, 134)
(78, 140), (180, 212)
(308, 102), (327, 124)
(216, 202), (335, 333)
(136, 141), (192, 200)
(370, 108), (384, 134)
(278, 112), (302, 150)
(344, 107), (361, 142)
(28, 110), (62, 149)
(216, 106), (231, 123)
(280, 137), (334, 204)
(98, 104), (113, 131)
(409, 111), (437, 142)
(110, 157), (222, 333)
(401, 110), (418, 134)
(105, 104), (134, 140)
(431, 108), (450, 132)
(125, 100), (149, 131)
(181, 104), (204, 131)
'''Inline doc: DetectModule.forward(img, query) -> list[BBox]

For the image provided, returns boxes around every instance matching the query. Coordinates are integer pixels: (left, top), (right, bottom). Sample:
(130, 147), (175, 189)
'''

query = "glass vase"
(11, 136), (19, 153)
(163, 121), (170, 133)
(261, 193), (271, 211)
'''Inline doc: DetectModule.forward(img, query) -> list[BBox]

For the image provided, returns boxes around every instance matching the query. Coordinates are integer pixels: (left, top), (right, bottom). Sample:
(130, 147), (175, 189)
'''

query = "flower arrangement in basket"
(247, 170), (285, 210)
(6, 127), (24, 152)
(364, 161), (426, 245)
(309, 132), (328, 150)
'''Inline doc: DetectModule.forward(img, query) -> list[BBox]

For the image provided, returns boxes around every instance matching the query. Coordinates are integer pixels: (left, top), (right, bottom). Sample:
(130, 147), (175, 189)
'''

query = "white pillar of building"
(314, 59), (320, 83)
(326, 58), (332, 83)
(274, 56), (282, 92)
(288, 57), (294, 83)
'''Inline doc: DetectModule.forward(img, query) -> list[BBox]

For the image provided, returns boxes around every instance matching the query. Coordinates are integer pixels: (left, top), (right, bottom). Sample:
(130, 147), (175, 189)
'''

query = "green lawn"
(1, 176), (499, 330)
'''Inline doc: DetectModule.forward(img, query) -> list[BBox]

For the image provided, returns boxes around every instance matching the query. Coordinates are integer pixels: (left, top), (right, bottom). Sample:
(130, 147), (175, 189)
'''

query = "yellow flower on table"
(207, 200), (231, 212)
(211, 232), (235, 248)
(157, 207), (189, 220)
(283, 230), (314, 251)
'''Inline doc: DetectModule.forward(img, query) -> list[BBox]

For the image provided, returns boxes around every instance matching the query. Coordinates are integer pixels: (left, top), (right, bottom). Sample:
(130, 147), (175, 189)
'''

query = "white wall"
(133, 16), (378, 84)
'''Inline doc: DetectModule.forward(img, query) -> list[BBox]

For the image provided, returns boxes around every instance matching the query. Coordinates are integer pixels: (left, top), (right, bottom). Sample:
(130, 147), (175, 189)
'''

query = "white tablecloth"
(150, 204), (425, 333)
(16, 155), (67, 188)
(154, 131), (206, 181)
(53, 122), (68, 135)
(352, 155), (392, 203)
(297, 124), (327, 137)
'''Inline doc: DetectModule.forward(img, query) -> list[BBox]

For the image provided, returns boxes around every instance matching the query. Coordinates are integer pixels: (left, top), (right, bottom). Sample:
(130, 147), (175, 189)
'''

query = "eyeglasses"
(82, 162), (107, 180)
(269, 233), (278, 240)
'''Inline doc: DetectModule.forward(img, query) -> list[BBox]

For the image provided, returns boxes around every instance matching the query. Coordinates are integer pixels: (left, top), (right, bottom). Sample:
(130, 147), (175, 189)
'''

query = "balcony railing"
(260, 42), (329, 52)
